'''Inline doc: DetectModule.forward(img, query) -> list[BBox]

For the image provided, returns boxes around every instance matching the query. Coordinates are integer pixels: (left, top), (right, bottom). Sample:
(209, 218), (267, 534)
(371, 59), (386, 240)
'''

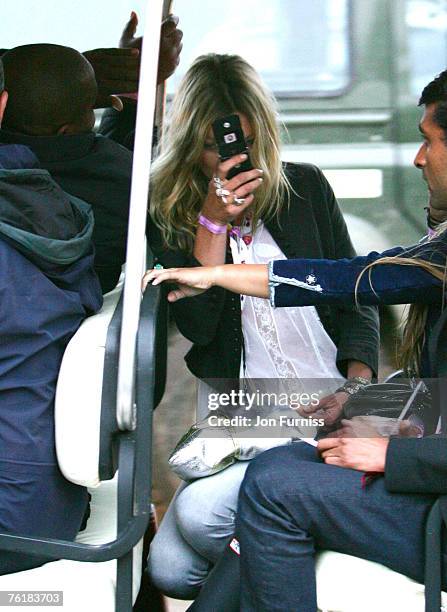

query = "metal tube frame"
(116, 0), (164, 432)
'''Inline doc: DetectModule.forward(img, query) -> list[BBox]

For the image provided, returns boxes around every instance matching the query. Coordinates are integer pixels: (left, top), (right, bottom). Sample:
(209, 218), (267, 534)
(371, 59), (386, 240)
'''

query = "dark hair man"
(416, 71), (447, 236)
(2, 44), (97, 136)
(0, 56), (102, 574)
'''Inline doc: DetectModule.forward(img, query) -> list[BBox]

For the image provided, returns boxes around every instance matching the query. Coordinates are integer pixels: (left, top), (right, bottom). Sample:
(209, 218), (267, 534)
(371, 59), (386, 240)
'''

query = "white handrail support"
(116, 0), (163, 430)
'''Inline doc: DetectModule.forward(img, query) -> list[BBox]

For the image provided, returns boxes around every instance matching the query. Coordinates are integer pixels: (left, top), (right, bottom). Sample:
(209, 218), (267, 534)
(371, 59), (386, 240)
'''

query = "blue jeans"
(237, 442), (446, 612)
(148, 462), (249, 599)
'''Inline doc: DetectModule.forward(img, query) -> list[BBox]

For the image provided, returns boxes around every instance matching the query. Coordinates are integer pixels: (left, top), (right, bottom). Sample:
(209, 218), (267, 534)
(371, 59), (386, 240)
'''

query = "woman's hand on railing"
(143, 263), (269, 301)
(142, 266), (218, 301)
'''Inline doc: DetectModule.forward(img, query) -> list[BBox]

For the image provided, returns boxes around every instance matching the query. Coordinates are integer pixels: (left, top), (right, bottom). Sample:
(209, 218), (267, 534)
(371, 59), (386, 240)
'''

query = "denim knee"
(241, 443), (320, 508)
(174, 462), (248, 562)
(147, 536), (204, 600)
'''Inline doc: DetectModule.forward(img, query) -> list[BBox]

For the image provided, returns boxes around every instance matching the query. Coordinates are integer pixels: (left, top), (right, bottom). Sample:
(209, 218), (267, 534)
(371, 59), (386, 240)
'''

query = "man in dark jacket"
(0, 60), (103, 574)
(0, 43), (132, 294)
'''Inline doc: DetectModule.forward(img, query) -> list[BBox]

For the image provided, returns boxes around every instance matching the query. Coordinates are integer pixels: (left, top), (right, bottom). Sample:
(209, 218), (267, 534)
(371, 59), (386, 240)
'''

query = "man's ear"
(57, 110), (95, 136)
(0, 90), (9, 125)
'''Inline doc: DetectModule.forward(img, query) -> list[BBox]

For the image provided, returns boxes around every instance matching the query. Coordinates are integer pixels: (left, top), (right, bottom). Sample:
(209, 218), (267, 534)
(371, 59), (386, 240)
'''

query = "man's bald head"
(2, 44), (97, 136)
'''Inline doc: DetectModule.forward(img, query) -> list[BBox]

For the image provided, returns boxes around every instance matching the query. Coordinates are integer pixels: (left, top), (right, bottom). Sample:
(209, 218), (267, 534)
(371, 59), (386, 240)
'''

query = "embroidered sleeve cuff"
(268, 260), (277, 307)
(269, 259), (323, 307)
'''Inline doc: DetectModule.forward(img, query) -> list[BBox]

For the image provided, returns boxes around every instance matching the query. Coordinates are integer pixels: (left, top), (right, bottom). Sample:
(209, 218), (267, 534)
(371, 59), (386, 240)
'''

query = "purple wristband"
(198, 214), (227, 235)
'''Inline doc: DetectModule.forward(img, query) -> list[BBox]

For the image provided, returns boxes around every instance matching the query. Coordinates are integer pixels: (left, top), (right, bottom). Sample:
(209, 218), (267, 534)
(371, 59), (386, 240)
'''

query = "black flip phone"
(212, 114), (253, 179)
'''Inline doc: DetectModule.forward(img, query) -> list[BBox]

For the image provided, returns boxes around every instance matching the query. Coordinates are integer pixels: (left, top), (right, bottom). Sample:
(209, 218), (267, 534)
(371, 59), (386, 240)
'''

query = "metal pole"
(116, 0), (164, 431)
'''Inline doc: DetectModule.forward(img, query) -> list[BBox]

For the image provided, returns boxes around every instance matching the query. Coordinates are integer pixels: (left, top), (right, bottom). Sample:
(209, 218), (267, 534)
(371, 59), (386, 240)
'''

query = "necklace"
(229, 212), (253, 253)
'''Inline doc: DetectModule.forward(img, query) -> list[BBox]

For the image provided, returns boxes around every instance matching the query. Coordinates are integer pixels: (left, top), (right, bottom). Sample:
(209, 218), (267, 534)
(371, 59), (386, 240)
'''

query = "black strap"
(98, 291), (124, 480)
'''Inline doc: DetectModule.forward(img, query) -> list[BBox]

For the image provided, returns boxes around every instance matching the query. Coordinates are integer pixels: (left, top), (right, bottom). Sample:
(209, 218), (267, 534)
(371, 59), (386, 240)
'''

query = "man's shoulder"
(80, 134), (133, 179)
(92, 133), (133, 160)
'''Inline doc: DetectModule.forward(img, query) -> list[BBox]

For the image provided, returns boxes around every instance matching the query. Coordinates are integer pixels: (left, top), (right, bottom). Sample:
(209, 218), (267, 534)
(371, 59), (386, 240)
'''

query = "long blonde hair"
(150, 53), (291, 252)
(355, 227), (447, 374)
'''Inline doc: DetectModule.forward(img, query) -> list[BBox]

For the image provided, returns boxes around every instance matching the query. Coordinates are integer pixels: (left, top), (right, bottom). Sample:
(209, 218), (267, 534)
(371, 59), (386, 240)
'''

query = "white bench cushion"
(316, 551), (447, 612)
(0, 476), (142, 612)
(55, 280), (123, 488)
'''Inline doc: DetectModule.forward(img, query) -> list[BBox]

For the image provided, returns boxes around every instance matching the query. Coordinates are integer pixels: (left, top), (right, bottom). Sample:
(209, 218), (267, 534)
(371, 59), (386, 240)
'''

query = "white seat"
(55, 278), (124, 488)
(0, 476), (142, 612)
(316, 551), (447, 612)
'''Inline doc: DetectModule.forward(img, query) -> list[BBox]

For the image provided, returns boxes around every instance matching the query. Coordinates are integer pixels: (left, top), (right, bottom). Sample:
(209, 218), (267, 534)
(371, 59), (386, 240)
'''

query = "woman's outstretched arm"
(143, 236), (447, 306)
(143, 263), (269, 302)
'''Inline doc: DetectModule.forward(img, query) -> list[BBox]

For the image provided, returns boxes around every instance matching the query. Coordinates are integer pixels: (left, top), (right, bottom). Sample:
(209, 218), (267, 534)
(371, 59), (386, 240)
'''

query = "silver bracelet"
(336, 376), (370, 396)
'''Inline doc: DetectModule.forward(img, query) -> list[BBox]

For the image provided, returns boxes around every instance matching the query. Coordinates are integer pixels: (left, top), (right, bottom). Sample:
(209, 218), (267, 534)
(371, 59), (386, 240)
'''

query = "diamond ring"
(234, 197), (246, 206)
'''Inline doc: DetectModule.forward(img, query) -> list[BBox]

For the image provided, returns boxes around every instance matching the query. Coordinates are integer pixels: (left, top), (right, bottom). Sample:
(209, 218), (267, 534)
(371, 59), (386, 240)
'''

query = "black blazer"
(386, 307), (447, 494)
(148, 162), (380, 379)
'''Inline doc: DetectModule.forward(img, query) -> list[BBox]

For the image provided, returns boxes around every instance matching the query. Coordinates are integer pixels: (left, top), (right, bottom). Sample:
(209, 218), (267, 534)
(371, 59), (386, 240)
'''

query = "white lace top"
(229, 221), (344, 389)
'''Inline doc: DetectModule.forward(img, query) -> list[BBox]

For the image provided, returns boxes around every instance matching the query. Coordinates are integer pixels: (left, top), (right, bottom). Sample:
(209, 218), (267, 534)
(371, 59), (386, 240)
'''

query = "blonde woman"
(147, 54), (379, 599)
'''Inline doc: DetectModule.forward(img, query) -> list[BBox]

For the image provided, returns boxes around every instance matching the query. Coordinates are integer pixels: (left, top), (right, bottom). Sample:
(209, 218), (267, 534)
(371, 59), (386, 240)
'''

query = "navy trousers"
(237, 442), (446, 612)
(0, 463), (89, 575)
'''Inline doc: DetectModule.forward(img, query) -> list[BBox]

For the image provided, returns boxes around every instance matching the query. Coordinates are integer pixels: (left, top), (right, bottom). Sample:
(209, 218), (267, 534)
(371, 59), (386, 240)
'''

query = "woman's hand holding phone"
(201, 154), (263, 225)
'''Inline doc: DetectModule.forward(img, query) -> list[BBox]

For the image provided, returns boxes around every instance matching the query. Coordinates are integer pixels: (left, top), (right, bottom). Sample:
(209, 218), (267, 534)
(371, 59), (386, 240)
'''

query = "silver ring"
(216, 188), (231, 198)
(213, 176), (225, 189)
(234, 197), (246, 205)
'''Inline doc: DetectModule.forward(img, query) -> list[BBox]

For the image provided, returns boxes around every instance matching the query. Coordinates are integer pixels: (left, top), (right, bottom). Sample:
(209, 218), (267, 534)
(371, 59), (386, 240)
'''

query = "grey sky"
(1, 0), (148, 51)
